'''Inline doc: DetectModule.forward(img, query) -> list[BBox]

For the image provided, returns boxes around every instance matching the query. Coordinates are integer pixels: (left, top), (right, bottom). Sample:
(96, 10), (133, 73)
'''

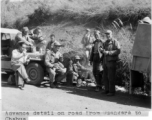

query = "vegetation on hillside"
(1, 0), (151, 91)
(1, 0), (151, 28)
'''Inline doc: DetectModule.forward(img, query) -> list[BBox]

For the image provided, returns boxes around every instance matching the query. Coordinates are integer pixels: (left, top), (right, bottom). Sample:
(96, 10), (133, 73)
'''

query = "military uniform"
(103, 38), (120, 94)
(15, 33), (34, 48)
(66, 56), (88, 86)
(90, 39), (104, 89)
(46, 41), (56, 51)
(81, 29), (95, 65)
(30, 35), (46, 51)
(45, 49), (66, 85)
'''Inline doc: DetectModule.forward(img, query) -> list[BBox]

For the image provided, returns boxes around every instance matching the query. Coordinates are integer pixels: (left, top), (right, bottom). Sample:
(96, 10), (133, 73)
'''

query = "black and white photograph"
(0, 0), (151, 119)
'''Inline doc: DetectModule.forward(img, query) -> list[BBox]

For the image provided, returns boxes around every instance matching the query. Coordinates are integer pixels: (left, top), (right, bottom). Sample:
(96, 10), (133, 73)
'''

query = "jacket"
(44, 50), (62, 68)
(90, 39), (104, 62)
(103, 38), (121, 62)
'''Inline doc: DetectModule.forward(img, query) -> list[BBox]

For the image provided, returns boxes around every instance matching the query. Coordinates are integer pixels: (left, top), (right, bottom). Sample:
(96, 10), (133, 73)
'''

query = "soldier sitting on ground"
(66, 55), (92, 87)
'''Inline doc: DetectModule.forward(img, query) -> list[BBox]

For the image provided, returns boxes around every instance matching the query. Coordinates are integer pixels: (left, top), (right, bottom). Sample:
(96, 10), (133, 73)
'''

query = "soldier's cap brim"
(105, 30), (112, 34)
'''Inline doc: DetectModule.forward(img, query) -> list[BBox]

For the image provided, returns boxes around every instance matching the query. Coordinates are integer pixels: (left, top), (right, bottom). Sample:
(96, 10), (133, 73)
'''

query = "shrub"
(1, 0), (151, 28)
(1, 0), (150, 89)
(28, 5), (51, 26)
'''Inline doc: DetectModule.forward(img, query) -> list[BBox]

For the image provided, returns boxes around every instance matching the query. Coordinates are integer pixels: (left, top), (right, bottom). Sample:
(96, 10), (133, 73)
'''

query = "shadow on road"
(1, 73), (49, 88)
(59, 85), (151, 109)
(1, 74), (18, 88)
(2, 73), (151, 109)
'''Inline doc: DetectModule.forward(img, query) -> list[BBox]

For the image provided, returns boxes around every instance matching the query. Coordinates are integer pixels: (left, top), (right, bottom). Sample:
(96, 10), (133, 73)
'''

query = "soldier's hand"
(73, 72), (79, 77)
(29, 43), (33, 46)
(90, 62), (93, 66)
(53, 64), (59, 69)
(23, 50), (27, 56)
(103, 51), (109, 55)
(100, 48), (104, 52)
(25, 58), (30, 65)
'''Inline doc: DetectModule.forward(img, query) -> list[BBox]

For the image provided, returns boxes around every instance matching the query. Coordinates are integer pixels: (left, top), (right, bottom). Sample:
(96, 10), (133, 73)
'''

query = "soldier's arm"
(78, 63), (87, 71)
(28, 37), (35, 45)
(44, 51), (54, 68)
(17, 33), (32, 45)
(99, 41), (104, 53)
(81, 36), (85, 46)
(12, 50), (24, 60)
(46, 42), (51, 51)
(89, 46), (94, 62)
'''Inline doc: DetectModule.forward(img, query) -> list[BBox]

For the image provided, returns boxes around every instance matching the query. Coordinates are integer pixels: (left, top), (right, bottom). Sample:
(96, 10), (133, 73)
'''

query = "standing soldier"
(81, 29), (94, 66)
(90, 30), (104, 92)
(101, 30), (121, 96)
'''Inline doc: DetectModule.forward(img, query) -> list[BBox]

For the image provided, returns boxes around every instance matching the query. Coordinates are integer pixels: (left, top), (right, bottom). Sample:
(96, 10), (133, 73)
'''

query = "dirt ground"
(1, 74), (151, 112)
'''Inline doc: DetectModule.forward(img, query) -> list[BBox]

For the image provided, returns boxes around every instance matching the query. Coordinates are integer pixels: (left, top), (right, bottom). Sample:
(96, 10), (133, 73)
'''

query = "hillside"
(1, 0), (151, 87)
(1, 0), (151, 28)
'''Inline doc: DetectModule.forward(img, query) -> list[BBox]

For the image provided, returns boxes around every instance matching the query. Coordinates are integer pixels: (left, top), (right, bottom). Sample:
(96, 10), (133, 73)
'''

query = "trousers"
(11, 63), (28, 87)
(92, 62), (103, 87)
(47, 68), (66, 83)
(103, 61), (116, 93)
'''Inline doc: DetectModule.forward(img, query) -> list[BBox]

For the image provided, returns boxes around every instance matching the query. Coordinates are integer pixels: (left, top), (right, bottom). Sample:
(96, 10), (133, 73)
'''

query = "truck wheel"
(26, 63), (44, 85)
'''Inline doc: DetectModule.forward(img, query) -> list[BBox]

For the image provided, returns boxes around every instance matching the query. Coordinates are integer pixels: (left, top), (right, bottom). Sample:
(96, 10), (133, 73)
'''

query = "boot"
(54, 82), (61, 88)
(18, 85), (24, 90)
(50, 82), (56, 88)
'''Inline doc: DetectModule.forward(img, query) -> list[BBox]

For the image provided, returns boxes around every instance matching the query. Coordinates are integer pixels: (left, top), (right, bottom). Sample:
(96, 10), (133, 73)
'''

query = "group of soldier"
(81, 29), (121, 96)
(11, 26), (121, 96)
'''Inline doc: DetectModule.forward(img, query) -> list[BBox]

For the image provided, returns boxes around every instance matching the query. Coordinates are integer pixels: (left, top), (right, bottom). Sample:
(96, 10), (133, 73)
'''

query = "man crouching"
(45, 41), (66, 88)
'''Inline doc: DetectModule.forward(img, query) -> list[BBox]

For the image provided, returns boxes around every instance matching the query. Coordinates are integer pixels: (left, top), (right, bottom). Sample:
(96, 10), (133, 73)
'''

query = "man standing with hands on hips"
(101, 30), (121, 96)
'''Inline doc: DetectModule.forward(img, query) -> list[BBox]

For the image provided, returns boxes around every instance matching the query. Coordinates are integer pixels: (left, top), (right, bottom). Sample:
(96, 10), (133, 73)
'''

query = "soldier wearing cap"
(90, 30), (104, 92)
(11, 41), (31, 90)
(101, 30), (121, 96)
(45, 41), (66, 88)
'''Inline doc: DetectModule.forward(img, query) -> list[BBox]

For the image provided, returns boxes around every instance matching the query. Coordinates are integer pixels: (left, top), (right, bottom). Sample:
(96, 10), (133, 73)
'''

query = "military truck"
(1, 28), (45, 85)
(130, 23), (151, 95)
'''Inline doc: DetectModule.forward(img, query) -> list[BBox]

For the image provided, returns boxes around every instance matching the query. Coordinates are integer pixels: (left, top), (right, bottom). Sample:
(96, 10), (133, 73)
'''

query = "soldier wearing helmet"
(66, 55), (89, 87)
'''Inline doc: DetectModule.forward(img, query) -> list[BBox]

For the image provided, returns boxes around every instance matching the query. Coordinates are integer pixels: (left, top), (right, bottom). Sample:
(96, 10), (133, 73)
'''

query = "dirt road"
(1, 74), (151, 112)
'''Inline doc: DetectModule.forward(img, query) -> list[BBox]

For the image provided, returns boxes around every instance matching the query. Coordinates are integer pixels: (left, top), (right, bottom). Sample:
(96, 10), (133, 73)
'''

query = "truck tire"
(26, 63), (44, 85)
